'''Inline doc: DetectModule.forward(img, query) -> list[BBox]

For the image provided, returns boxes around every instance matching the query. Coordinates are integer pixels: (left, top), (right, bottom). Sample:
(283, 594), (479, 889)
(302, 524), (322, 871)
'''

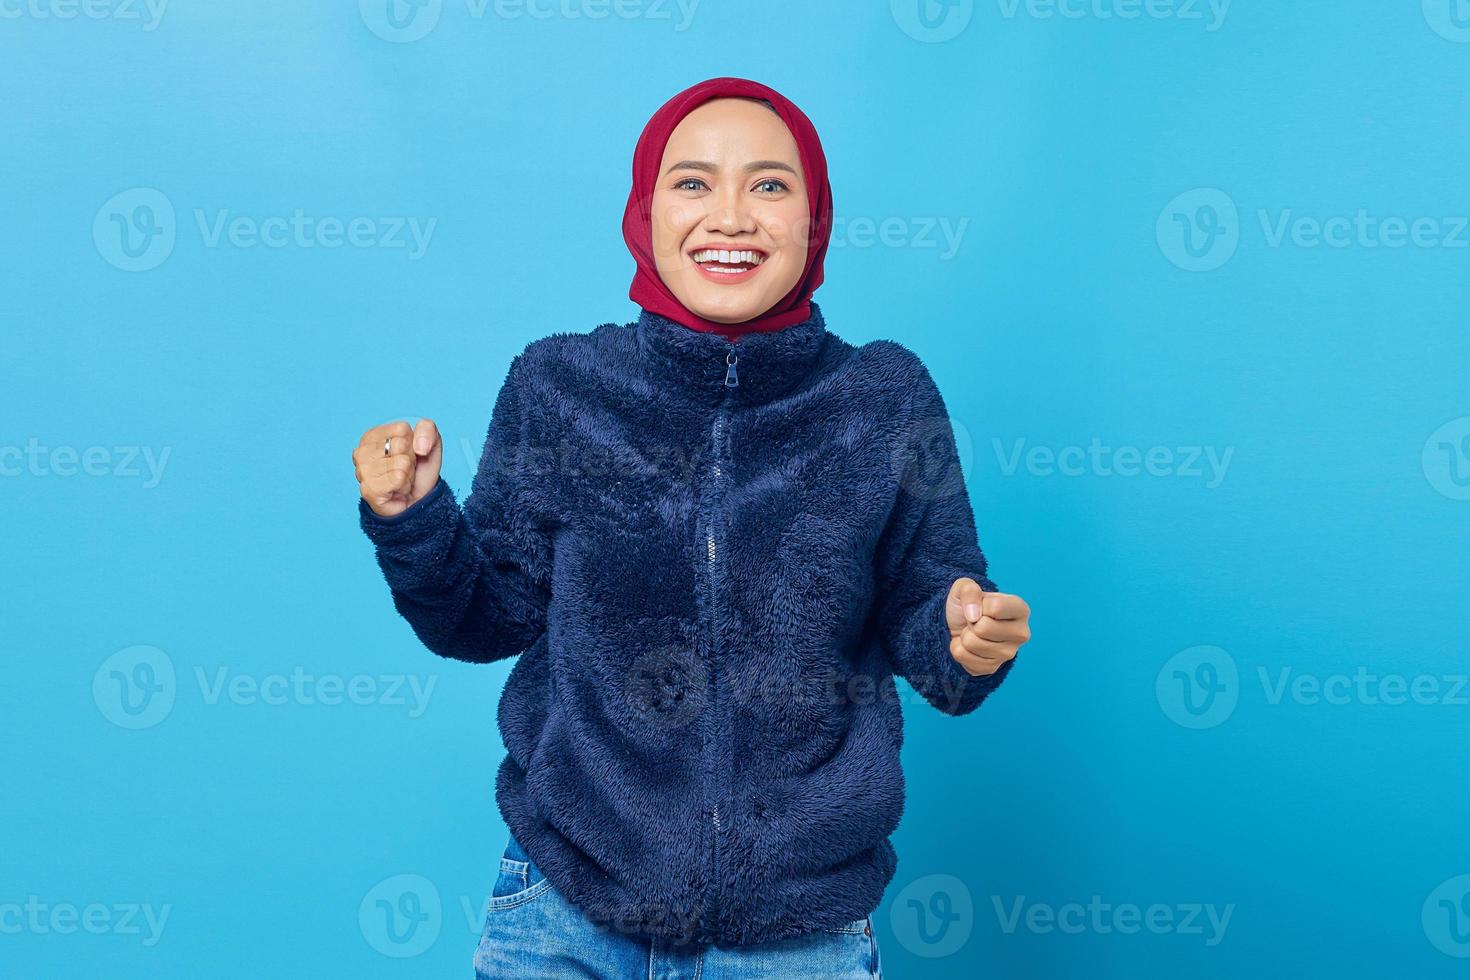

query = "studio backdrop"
(4, 2), (1466, 978)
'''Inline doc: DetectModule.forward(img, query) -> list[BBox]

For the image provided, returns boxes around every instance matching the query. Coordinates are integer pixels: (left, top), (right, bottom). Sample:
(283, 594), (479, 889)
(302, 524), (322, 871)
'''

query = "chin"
(682, 291), (771, 325)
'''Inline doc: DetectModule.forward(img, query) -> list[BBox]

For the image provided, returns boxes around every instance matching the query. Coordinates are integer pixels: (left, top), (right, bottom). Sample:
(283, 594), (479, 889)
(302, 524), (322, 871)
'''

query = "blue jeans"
(473, 834), (883, 979)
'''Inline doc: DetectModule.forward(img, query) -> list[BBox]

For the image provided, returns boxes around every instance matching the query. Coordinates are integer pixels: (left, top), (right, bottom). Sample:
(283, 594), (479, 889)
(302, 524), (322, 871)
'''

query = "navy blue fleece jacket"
(358, 301), (1017, 947)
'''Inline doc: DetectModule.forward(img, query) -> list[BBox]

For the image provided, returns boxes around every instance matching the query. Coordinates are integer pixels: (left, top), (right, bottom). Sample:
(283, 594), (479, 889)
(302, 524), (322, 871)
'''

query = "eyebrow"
(663, 159), (799, 177)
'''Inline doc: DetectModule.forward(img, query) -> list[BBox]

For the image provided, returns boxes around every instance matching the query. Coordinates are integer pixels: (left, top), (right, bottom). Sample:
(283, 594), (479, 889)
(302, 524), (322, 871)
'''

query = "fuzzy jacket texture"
(359, 301), (1017, 948)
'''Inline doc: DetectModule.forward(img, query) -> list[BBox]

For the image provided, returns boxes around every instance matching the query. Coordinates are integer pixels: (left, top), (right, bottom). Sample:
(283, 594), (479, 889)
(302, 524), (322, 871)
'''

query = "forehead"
(661, 98), (800, 161)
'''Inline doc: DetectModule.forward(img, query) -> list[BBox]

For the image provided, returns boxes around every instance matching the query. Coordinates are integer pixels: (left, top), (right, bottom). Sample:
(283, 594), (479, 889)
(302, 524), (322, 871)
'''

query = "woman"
(352, 76), (1032, 979)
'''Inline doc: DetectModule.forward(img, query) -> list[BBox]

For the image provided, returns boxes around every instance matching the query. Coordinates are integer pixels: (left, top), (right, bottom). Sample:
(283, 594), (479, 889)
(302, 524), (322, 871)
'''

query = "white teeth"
(692, 249), (765, 266)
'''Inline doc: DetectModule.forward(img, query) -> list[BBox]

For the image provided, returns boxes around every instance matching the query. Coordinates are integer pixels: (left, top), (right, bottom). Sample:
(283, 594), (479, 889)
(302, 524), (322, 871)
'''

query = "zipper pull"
(723, 350), (739, 387)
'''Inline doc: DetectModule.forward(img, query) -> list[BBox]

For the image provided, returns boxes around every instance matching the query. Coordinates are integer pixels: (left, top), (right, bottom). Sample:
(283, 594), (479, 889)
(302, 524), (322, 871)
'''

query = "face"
(650, 98), (811, 324)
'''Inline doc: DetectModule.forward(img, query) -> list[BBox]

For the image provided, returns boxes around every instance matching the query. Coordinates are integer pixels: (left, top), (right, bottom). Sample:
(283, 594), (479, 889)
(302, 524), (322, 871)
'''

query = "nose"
(703, 186), (756, 236)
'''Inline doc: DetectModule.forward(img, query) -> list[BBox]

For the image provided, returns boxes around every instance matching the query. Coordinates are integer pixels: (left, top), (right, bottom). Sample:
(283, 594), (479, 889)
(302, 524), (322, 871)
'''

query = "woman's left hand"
(945, 578), (1031, 677)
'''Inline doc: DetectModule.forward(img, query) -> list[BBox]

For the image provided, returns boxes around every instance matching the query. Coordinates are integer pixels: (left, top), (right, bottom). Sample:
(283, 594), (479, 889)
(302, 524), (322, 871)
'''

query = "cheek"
(761, 202), (814, 255)
(762, 206), (811, 284)
(650, 197), (703, 258)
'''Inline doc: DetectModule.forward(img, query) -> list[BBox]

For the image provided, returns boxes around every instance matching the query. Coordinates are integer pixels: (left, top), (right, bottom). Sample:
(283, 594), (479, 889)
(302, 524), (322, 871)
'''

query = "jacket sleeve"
(358, 353), (553, 664)
(871, 353), (1017, 716)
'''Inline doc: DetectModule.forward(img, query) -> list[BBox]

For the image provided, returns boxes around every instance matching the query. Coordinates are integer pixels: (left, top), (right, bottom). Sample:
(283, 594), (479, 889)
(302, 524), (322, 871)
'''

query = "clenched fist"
(947, 577), (1031, 677)
(353, 419), (443, 518)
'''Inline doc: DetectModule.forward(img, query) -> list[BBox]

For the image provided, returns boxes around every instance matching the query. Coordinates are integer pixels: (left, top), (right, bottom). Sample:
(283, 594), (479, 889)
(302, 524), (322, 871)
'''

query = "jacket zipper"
(703, 346), (739, 933)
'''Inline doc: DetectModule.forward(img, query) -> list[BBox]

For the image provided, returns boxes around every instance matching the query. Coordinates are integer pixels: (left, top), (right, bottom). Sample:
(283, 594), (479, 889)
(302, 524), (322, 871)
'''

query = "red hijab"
(621, 77), (833, 341)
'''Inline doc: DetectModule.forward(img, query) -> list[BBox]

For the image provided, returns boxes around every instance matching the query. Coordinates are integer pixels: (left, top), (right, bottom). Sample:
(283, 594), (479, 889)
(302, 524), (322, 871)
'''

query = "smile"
(690, 246), (767, 283)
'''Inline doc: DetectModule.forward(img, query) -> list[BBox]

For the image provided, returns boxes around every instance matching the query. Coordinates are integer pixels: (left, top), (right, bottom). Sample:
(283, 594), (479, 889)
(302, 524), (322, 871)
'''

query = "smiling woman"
(650, 98), (810, 323)
(353, 75), (1029, 980)
(623, 82), (833, 339)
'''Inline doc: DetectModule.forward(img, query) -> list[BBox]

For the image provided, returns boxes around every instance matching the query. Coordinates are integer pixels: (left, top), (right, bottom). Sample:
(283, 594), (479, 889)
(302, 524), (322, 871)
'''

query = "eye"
(673, 177), (708, 192)
(754, 178), (789, 194)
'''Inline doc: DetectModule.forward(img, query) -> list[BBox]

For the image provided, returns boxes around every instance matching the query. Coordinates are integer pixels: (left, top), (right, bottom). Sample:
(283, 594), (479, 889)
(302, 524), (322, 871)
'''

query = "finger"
(954, 642), (1016, 677)
(955, 643), (1012, 670)
(358, 454), (413, 490)
(950, 643), (1011, 677)
(356, 424), (413, 480)
(360, 420), (413, 448)
(365, 462), (413, 499)
(982, 592), (1030, 622)
(413, 418), (441, 456)
(959, 624), (1020, 658)
(411, 420), (443, 501)
(363, 479), (409, 514)
(355, 434), (411, 467)
(375, 453), (415, 478)
(948, 577), (987, 624)
(353, 445), (414, 483)
(968, 616), (1030, 645)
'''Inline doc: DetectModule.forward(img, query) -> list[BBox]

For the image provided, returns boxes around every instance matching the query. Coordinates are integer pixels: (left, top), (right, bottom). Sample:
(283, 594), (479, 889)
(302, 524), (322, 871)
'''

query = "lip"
(688, 244), (768, 285)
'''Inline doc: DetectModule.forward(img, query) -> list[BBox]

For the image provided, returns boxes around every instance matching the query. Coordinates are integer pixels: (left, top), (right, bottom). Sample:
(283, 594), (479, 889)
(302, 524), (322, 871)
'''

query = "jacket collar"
(632, 301), (831, 407)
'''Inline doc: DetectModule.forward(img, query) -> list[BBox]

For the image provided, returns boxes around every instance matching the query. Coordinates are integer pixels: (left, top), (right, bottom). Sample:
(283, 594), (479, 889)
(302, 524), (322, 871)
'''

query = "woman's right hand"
(353, 419), (443, 518)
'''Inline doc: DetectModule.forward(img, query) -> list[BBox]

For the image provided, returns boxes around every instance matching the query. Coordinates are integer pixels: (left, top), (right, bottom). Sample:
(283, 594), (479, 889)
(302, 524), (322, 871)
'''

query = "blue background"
(5, 1), (1468, 976)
